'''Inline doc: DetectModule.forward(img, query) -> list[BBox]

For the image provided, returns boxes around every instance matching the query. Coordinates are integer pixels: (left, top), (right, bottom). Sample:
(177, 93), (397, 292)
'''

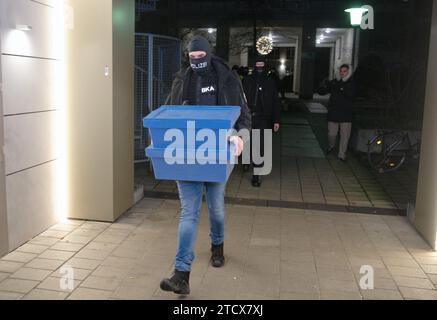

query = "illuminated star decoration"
(256, 36), (273, 55)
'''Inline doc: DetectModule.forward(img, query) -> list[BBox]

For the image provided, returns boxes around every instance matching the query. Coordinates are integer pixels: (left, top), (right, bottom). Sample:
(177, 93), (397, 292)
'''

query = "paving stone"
(1, 252), (37, 263)
(50, 242), (85, 252)
(23, 289), (69, 300)
(39, 230), (71, 239)
(399, 287), (437, 300)
(0, 291), (23, 300)
(422, 265), (437, 275)
(0, 261), (24, 273)
(0, 272), (9, 282)
(393, 275), (435, 290)
(67, 288), (112, 300)
(25, 259), (64, 271)
(80, 276), (122, 291)
(37, 276), (79, 293)
(38, 250), (75, 261)
(361, 289), (403, 300)
(91, 265), (130, 280)
(320, 290), (362, 300)
(64, 258), (101, 270)
(16, 244), (48, 255)
(0, 278), (39, 294)
(111, 285), (156, 300)
(51, 268), (92, 281)
(29, 237), (59, 247)
(10, 268), (51, 281)
(75, 249), (111, 260)
(387, 266), (428, 279)
(280, 291), (320, 300)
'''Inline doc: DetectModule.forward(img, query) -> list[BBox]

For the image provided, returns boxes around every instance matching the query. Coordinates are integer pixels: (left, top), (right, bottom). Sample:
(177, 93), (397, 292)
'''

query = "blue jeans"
(175, 181), (226, 272)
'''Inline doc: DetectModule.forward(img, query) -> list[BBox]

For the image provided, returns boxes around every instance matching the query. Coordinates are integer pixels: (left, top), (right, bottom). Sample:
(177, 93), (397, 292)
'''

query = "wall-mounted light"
(326, 28), (331, 34)
(15, 24), (33, 31)
(208, 28), (214, 34)
(320, 34), (325, 40)
(316, 39), (321, 44)
(345, 7), (369, 26)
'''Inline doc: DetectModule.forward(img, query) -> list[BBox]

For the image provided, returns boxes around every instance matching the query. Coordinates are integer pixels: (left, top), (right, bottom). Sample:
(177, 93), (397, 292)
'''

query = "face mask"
(190, 56), (210, 76)
(256, 67), (264, 74)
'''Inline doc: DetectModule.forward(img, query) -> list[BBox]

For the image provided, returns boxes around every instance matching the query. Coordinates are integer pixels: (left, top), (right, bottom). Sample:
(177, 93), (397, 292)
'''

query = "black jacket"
(319, 77), (356, 123)
(242, 72), (281, 127)
(165, 55), (251, 132)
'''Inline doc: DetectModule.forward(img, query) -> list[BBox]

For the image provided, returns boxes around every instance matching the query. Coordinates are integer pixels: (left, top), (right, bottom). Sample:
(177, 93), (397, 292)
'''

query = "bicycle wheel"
(367, 132), (407, 173)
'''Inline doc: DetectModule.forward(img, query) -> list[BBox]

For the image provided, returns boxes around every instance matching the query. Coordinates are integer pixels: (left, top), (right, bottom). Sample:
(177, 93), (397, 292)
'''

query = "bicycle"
(367, 130), (421, 173)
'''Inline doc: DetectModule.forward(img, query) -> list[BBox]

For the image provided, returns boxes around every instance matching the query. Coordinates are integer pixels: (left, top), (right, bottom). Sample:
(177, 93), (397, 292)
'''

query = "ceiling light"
(345, 7), (369, 26)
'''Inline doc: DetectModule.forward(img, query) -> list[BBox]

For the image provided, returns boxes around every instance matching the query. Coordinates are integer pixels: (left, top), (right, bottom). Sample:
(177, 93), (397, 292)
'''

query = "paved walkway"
(0, 198), (436, 300)
(137, 111), (418, 213)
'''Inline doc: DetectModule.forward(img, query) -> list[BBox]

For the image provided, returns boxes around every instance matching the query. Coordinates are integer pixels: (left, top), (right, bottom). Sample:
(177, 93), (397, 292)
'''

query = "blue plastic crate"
(146, 145), (236, 183)
(143, 105), (241, 183)
(143, 105), (241, 149)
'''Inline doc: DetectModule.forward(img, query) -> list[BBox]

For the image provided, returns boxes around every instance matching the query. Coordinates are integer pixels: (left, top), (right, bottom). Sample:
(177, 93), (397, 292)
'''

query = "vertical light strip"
(54, 0), (68, 222)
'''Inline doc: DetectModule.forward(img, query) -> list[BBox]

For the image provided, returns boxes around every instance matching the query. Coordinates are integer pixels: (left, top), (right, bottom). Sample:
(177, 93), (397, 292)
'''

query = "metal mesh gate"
(135, 33), (181, 163)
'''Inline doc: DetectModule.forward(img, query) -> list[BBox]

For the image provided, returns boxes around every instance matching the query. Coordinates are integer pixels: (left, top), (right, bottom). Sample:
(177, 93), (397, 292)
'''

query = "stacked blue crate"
(143, 105), (241, 183)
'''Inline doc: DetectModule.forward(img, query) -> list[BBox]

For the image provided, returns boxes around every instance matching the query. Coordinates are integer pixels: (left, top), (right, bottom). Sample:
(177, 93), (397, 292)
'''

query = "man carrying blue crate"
(160, 35), (251, 295)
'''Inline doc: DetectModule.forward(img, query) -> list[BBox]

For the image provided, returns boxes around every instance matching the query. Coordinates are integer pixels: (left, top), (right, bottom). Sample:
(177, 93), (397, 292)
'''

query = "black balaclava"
(188, 35), (212, 76)
(255, 55), (266, 74)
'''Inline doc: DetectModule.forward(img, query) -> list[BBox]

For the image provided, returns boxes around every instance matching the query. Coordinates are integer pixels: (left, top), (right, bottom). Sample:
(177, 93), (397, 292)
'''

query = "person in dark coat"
(242, 55), (281, 187)
(318, 64), (356, 161)
(160, 35), (251, 296)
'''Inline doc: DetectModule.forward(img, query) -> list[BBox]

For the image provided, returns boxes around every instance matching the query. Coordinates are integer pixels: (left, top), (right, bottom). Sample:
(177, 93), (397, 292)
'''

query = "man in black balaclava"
(242, 55), (281, 187)
(160, 35), (251, 295)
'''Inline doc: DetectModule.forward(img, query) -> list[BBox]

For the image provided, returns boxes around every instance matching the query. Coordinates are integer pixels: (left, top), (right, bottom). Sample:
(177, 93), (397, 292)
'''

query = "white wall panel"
(0, 0), (58, 59)
(4, 111), (58, 175)
(6, 161), (58, 251)
(2, 55), (58, 115)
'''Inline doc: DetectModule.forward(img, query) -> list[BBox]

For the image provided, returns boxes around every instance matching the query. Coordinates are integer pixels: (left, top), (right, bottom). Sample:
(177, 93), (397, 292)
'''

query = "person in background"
(160, 35), (251, 295)
(318, 64), (356, 162)
(242, 55), (281, 187)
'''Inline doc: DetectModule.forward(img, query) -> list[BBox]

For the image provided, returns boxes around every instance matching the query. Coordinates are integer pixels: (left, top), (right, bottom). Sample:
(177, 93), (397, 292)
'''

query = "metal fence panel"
(134, 33), (181, 162)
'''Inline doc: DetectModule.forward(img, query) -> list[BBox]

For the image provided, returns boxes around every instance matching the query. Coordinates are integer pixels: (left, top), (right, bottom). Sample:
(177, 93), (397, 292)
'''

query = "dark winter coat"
(165, 55), (252, 132)
(319, 73), (356, 123)
(242, 72), (281, 128)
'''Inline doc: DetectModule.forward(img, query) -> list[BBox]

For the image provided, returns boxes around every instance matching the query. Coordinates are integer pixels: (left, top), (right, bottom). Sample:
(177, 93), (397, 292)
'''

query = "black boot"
(160, 270), (190, 295)
(252, 175), (261, 187)
(211, 243), (225, 268)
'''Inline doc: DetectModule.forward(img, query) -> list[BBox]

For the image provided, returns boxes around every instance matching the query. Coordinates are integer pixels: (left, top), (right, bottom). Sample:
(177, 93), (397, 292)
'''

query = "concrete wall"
(67, 0), (134, 222)
(0, 0), (60, 251)
(113, 0), (135, 219)
(66, 0), (114, 222)
(414, 0), (437, 250)
(334, 29), (354, 73)
(0, 33), (8, 257)
(0, 0), (134, 257)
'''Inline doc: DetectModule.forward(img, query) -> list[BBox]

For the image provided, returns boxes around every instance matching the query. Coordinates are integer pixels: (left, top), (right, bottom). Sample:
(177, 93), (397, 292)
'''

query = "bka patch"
(201, 86), (216, 94)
